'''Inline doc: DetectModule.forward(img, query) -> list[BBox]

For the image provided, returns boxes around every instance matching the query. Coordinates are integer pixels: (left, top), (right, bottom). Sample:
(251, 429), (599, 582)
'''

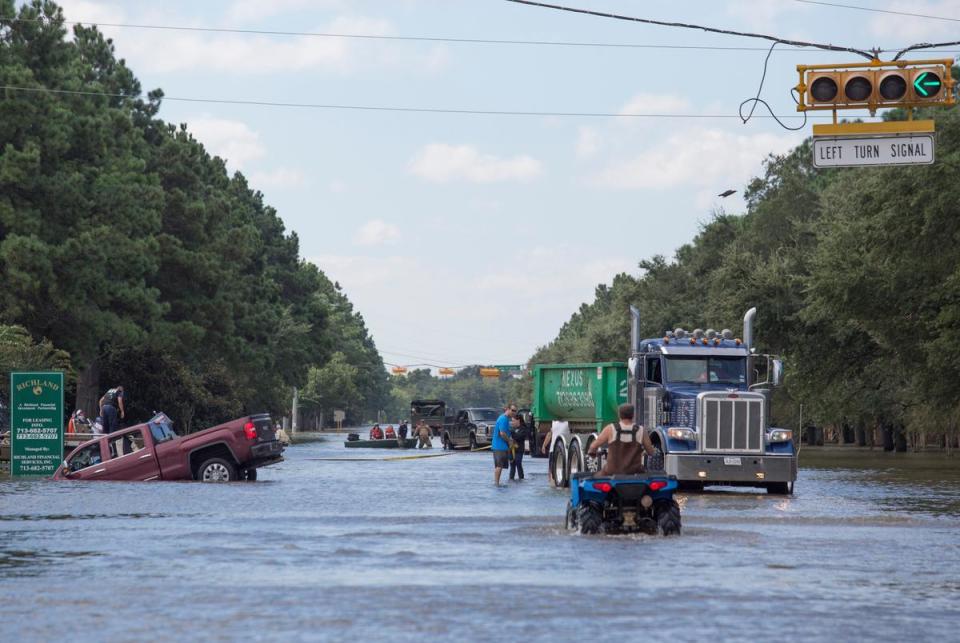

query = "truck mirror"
(772, 359), (784, 387)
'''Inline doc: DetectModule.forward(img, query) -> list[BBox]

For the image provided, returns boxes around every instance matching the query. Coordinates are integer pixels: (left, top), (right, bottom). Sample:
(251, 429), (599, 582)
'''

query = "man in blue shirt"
(492, 404), (517, 485)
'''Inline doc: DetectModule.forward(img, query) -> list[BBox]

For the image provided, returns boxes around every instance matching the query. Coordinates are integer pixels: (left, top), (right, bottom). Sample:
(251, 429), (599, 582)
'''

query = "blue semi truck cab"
(629, 306), (797, 494)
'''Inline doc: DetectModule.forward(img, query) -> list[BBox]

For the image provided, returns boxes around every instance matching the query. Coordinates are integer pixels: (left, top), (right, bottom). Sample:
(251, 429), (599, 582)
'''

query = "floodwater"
(1, 437), (959, 642)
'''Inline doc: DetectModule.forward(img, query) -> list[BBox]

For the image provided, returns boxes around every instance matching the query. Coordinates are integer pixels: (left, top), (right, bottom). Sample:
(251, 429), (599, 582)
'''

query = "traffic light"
(797, 59), (955, 114)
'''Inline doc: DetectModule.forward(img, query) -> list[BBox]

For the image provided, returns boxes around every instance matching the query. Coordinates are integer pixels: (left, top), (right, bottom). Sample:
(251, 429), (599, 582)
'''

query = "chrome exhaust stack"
(743, 307), (757, 350)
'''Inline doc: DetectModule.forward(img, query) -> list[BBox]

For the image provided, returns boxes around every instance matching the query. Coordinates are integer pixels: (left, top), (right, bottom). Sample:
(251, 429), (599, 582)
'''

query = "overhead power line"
(0, 84), (841, 119)
(793, 0), (960, 23)
(504, 0), (877, 60)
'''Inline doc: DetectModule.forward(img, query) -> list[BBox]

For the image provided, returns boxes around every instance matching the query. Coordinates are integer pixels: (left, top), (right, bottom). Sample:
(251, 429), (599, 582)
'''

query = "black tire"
(767, 481), (793, 495)
(469, 433), (478, 451)
(577, 502), (603, 535)
(564, 500), (578, 530)
(197, 457), (237, 483)
(646, 444), (664, 472)
(567, 444), (584, 482)
(655, 499), (681, 536)
(550, 441), (568, 488)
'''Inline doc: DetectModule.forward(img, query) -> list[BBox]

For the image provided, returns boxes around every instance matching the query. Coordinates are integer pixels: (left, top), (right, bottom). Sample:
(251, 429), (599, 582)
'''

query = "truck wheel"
(564, 501), (578, 530)
(766, 482), (793, 495)
(469, 433), (477, 451)
(577, 501), (603, 535)
(550, 441), (568, 487)
(646, 445), (664, 472)
(567, 445), (583, 483)
(655, 499), (681, 536)
(198, 458), (237, 483)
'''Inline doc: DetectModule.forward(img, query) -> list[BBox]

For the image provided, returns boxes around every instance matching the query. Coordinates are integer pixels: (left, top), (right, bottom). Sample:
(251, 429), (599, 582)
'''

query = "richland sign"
(813, 134), (934, 168)
(10, 371), (64, 478)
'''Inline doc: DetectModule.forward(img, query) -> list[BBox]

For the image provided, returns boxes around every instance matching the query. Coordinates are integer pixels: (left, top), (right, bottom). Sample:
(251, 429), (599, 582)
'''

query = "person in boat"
(369, 424), (384, 440)
(397, 421), (408, 441)
(587, 403), (655, 476)
(384, 425), (397, 440)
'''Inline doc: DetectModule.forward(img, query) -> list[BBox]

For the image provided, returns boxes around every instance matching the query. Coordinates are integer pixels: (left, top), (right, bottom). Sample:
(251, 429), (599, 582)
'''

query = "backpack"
(612, 423), (642, 444)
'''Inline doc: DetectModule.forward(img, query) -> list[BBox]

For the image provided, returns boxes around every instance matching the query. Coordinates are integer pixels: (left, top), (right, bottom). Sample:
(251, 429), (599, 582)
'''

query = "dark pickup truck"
(52, 412), (283, 482)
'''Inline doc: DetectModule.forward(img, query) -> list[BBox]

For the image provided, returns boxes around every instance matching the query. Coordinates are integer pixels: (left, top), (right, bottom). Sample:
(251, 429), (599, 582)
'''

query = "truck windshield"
(469, 409), (499, 422)
(666, 357), (746, 385)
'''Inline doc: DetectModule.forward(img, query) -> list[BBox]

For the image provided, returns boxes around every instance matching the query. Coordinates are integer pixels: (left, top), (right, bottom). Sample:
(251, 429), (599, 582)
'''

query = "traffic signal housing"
(798, 59), (955, 114)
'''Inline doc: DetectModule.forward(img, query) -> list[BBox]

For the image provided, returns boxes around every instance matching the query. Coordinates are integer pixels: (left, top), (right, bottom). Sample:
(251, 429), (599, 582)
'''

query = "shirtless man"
(587, 403), (655, 476)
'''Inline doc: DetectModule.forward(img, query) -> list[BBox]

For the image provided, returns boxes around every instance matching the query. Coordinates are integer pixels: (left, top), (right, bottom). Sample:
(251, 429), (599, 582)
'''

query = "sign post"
(10, 371), (64, 478)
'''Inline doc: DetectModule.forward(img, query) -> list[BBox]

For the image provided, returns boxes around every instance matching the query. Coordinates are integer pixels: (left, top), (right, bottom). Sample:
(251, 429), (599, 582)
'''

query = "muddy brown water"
(1, 438), (958, 641)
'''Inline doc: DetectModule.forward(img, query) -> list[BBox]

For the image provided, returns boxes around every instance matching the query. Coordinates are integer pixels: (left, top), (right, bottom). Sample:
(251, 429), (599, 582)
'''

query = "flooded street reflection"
(2, 437), (959, 641)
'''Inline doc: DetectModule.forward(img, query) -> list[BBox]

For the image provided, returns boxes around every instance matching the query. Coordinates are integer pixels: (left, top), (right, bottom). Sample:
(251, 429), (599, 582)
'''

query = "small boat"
(344, 438), (418, 449)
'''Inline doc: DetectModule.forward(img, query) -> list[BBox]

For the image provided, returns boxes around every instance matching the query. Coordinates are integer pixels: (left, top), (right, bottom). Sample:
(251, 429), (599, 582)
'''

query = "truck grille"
(699, 393), (764, 453)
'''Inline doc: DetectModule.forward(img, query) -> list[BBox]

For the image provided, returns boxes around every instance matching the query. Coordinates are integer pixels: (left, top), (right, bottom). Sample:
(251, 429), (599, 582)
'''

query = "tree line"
(0, 1), (389, 430)
(531, 81), (960, 452)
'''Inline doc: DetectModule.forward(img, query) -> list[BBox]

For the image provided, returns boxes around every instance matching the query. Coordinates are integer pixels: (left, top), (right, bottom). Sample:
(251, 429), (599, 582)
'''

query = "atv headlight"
(767, 428), (793, 443)
(667, 427), (696, 442)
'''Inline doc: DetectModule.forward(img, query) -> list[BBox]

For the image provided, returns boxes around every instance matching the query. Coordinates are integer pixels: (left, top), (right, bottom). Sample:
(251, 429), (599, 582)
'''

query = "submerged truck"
(532, 307), (797, 494)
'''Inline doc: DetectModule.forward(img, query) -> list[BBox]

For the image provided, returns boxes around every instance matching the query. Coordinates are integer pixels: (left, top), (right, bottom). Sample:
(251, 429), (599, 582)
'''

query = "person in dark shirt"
(509, 413), (530, 481)
(99, 386), (125, 435)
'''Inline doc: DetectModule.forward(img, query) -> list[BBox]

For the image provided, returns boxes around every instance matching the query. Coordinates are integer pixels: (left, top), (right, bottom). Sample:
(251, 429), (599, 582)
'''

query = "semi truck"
(532, 307), (797, 494)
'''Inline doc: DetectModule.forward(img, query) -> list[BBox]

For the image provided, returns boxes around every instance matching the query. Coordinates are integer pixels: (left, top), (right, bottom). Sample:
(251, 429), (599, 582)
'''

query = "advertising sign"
(10, 371), (64, 478)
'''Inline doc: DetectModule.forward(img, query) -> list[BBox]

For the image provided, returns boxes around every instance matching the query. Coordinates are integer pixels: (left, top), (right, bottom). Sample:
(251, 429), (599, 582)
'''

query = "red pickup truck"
(52, 412), (284, 482)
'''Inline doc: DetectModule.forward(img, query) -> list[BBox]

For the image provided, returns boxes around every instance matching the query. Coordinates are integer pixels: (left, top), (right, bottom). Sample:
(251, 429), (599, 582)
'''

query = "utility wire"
(793, 0), (960, 23)
(6, 16), (957, 55)
(0, 84), (840, 119)
(503, 0), (876, 60)
(739, 42), (808, 131)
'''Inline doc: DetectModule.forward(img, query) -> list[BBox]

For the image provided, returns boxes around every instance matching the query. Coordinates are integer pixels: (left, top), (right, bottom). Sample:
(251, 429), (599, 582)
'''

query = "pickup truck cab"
(441, 407), (501, 450)
(52, 412), (283, 482)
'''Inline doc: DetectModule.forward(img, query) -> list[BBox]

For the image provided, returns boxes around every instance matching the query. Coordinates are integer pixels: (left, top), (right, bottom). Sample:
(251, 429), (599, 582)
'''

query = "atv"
(566, 472), (682, 536)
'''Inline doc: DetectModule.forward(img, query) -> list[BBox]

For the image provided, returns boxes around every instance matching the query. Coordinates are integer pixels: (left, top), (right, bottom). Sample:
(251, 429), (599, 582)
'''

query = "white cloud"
(867, 1), (960, 40)
(408, 144), (543, 183)
(591, 127), (802, 205)
(576, 127), (601, 159)
(354, 220), (401, 247)
(725, 0), (809, 32)
(619, 93), (692, 116)
(226, 0), (341, 23)
(248, 168), (306, 189)
(186, 117), (265, 170)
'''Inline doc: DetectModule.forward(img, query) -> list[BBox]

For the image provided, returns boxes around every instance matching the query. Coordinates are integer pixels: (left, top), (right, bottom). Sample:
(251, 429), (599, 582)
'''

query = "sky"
(51, 0), (960, 371)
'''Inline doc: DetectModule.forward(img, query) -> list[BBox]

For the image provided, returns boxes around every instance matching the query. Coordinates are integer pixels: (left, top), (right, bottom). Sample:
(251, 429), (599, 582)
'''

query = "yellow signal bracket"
(812, 119), (935, 136)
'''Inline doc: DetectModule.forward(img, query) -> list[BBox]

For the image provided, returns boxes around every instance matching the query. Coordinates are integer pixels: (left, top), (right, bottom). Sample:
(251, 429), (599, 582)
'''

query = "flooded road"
(2, 437), (959, 641)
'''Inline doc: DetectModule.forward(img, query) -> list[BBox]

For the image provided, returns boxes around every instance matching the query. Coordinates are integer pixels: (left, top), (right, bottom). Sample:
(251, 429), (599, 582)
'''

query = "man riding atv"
(567, 403), (681, 536)
(587, 403), (656, 475)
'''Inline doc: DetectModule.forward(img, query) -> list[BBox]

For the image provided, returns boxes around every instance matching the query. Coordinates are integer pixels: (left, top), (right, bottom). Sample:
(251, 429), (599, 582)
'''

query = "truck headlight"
(767, 429), (793, 443)
(667, 427), (696, 442)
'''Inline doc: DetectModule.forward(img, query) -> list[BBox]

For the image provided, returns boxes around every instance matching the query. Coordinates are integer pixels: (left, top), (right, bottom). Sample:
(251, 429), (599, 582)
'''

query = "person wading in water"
(587, 403), (655, 476)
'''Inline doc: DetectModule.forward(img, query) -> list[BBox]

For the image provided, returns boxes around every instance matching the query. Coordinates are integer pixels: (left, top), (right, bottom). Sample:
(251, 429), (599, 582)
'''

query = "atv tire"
(577, 502), (603, 535)
(655, 499), (681, 536)
(564, 501), (578, 530)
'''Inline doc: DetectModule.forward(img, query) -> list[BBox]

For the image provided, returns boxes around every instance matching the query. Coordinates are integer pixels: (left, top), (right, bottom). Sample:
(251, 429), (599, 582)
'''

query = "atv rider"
(587, 403), (655, 476)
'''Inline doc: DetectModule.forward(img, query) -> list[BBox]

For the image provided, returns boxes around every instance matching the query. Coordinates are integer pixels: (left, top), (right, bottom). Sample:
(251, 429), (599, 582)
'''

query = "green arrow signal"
(914, 71), (942, 97)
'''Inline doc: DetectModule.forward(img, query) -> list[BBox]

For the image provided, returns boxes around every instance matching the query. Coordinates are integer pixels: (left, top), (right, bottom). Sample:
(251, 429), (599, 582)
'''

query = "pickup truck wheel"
(577, 501), (602, 535)
(564, 500), (578, 530)
(766, 481), (792, 495)
(469, 433), (477, 451)
(567, 445), (583, 483)
(550, 441), (568, 488)
(655, 499), (681, 536)
(198, 458), (237, 482)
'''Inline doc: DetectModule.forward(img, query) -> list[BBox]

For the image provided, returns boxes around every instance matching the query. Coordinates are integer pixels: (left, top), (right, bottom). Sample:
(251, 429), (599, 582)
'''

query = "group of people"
(66, 386), (126, 436)
(368, 419), (433, 448)
(490, 404), (532, 485)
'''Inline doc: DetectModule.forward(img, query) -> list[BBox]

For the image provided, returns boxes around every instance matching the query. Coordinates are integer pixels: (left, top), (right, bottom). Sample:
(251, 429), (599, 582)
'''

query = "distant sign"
(493, 365), (522, 372)
(10, 372), (64, 478)
(333, 410), (346, 423)
(813, 134), (934, 168)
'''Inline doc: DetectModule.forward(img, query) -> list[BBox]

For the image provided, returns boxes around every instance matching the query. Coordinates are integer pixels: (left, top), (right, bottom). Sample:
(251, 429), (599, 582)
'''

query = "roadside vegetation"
(533, 78), (960, 452)
(0, 1), (389, 430)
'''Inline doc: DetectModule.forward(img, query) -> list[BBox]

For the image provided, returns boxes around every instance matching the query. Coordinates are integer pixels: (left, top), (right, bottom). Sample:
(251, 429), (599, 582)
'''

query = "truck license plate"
(723, 457), (742, 466)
